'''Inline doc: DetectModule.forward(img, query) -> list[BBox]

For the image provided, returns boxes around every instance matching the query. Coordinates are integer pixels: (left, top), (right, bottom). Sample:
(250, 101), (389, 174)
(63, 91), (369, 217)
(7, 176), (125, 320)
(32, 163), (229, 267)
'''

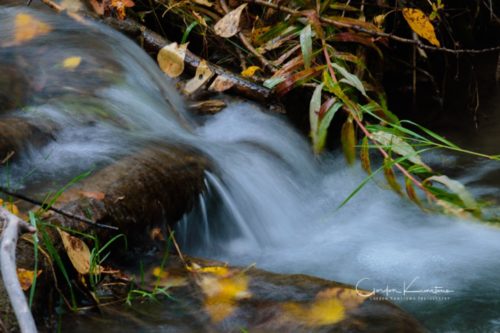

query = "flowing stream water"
(1, 6), (499, 332)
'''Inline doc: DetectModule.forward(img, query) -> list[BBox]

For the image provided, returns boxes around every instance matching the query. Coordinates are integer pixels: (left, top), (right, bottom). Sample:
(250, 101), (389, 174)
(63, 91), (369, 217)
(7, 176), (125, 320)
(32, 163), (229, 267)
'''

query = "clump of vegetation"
(98, 0), (499, 218)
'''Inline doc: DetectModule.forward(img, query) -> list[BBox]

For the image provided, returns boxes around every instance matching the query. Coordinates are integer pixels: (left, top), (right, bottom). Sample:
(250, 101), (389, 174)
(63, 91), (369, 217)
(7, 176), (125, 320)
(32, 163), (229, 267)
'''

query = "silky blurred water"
(1, 6), (499, 332)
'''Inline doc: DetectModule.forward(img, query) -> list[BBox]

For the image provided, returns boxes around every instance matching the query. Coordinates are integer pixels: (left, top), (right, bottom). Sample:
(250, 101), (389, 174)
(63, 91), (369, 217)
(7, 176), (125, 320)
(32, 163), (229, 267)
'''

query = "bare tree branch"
(0, 208), (37, 333)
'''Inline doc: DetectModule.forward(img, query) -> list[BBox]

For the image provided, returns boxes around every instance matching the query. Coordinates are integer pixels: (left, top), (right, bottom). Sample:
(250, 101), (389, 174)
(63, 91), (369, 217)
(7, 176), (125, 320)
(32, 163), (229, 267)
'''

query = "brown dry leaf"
(208, 75), (234, 92)
(89, 0), (104, 15)
(192, 0), (213, 7)
(402, 8), (440, 47)
(60, 0), (83, 12)
(17, 268), (42, 291)
(189, 99), (226, 114)
(0, 199), (20, 216)
(14, 13), (52, 45)
(214, 4), (247, 38)
(241, 65), (261, 78)
(62, 56), (82, 70)
(78, 190), (105, 200)
(157, 42), (188, 78)
(57, 228), (103, 275)
(183, 60), (213, 94)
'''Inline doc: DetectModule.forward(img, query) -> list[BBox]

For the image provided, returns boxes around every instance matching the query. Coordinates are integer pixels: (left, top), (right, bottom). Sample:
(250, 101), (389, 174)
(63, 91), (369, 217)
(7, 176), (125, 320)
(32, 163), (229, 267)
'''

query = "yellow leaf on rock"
(157, 42), (188, 78)
(214, 4), (247, 38)
(199, 274), (251, 322)
(183, 60), (213, 94)
(57, 228), (103, 275)
(241, 65), (261, 78)
(14, 13), (52, 45)
(402, 8), (440, 47)
(282, 287), (366, 327)
(17, 268), (42, 291)
(62, 56), (82, 70)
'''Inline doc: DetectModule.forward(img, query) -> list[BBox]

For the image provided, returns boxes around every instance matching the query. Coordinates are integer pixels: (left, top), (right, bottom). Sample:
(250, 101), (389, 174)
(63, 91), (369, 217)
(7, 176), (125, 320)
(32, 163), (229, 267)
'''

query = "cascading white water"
(2, 6), (500, 332)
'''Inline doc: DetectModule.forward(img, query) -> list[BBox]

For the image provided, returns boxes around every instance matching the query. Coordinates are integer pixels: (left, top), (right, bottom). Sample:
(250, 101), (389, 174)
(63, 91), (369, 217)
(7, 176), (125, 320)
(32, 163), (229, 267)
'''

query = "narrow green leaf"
(331, 63), (367, 96)
(341, 118), (356, 165)
(300, 25), (313, 69)
(426, 175), (478, 210)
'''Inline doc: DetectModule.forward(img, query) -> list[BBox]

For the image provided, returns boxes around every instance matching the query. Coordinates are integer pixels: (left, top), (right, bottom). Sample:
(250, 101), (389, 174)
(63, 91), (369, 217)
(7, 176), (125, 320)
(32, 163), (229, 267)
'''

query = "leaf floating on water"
(341, 118), (356, 165)
(14, 13), (52, 45)
(17, 268), (42, 291)
(371, 130), (428, 168)
(214, 4), (247, 38)
(241, 65), (261, 78)
(57, 228), (103, 275)
(62, 56), (82, 70)
(183, 60), (214, 94)
(208, 75), (234, 92)
(426, 175), (478, 210)
(157, 42), (188, 78)
(402, 8), (440, 47)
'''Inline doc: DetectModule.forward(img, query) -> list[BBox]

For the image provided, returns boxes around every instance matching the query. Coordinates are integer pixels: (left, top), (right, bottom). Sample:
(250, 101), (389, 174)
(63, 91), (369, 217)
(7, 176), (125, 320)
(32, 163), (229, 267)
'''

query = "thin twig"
(0, 187), (118, 231)
(244, 0), (500, 54)
(0, 208), (37, 333)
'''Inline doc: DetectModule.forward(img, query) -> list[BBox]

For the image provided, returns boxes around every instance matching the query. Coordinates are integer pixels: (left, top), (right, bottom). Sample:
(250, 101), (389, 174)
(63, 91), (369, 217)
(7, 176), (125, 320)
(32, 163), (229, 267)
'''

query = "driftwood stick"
(0, 208), (37, 333)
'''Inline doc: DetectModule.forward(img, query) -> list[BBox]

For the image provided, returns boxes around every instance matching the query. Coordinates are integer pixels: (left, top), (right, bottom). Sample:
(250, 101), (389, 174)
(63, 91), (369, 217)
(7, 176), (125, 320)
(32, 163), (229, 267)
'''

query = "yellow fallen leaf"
(214, 4), (247, 38)
(188, 264), (230, 276)
(241, 65), (261, 78)
(17, 268), (42, 291)
(62, 56), (82, 70)
(152, 266), (168, 279)
(0, 199), (19, 216)
(111, 0), (135, 20)
(57, 228), (103, 275)
(402, 8), (440, 47)
(183, 60), (213, 94)
(157, 42), (188, 78)
(282, 287), (366, 327)
(208, 75), (234, 92)
(283, 298), (345, 326)
(14, 13), (52, 45)
(199, 274), (251, 322)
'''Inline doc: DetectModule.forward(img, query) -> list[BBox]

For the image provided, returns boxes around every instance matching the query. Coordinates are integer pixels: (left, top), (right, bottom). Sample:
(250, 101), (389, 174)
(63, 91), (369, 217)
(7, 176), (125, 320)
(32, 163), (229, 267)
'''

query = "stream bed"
(1, 5), (499, 332)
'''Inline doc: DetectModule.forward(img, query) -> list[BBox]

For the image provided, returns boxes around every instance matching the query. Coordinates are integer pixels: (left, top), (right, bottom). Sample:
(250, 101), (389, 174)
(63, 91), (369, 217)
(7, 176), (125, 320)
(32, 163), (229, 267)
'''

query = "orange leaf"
(17, 268), (42, 291)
